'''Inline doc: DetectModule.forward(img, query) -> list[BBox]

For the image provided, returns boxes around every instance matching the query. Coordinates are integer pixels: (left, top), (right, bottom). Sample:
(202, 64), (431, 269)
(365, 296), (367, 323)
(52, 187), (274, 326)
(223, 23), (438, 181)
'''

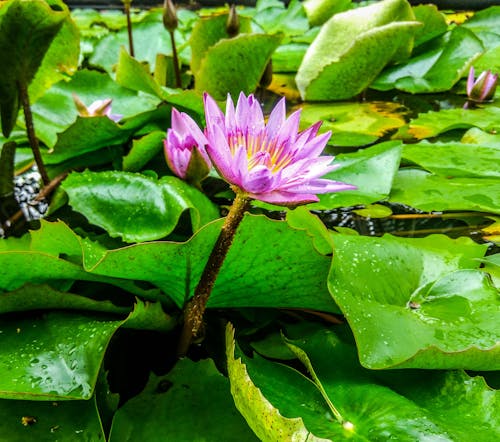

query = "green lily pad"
(284, 323), (500, 440)
(412, 4), (448, 47)
(0, 312), (124, 400)
(394, 106), (500, 140)
(298, 101), (409, 147)
(32, 69), (160, 148)
(109, 358), (258, 441)
(252, 0), (309, 36)
(403, 141), (500, 178)
(390, 169), (500, 214)
(296, 0), (420, 101)
(190, 13), (253, 76)
(194, 33), (281, 100)
(372, 27), (483, 93)
(122, 130), (166, 172)
(462, 5), (500, 50)
(0, 0), (67, 136)
(308, 141), (402, 210)
(302, 0), (351, 27)
(85, 214), (337, 312)
(0, 395), (105, 441)
(328, 233), (499, 369)
(62, 170), (220, 242)
(226, 324), (333, 441)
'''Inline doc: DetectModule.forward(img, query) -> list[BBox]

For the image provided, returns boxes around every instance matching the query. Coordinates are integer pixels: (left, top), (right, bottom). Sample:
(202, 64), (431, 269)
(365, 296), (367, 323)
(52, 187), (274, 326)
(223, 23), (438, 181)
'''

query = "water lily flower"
(203, 92), (355, 205)
(164, 108), (211, 183)
(72, 94), (123, 122)
(466, 67), (498, 103)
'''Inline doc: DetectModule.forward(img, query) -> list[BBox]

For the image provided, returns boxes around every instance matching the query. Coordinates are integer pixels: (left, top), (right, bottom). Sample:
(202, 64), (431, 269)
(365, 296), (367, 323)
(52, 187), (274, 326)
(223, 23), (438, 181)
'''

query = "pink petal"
(266, 97), (286, 138)
(467, 66), (475, 96)
(252, 190), (319, 206)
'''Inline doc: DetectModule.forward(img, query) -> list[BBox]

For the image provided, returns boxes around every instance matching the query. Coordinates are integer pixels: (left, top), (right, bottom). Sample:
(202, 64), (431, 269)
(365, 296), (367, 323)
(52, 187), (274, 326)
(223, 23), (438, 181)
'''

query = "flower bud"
(163, 0), (178, 33)
(466, 66), (498, 103)
(226, 4), (240, 38)
(72, 94), (123, 122)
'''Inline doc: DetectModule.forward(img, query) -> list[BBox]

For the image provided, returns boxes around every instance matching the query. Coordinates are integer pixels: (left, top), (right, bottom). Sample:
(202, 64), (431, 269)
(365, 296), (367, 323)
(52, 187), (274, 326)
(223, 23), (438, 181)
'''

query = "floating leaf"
(394, 106), (500, 140)
(302, 0), (351, 27)
(284, 324), (500, 440)
(109, 358), (258, 441)
(298, 101), (409, 146)
(0, 312), (124, 400)
(412, 4), (448, 47)
(328, 233), (499, 369)
(189, 13), (252, 77)
(62, 170), (220, 242)
(85, 214), (337, 312)
(122, 130), (166, 172)
(403, 141), (500, 178)
(194, 33), (281, 100)
(308, 141), (402, 210)
(390, 169), (500, 214)
(372, 27), (483, 93)
(296, 0), (420, 100)
(226, 324), (332, 441)
(0, 396), (105, 440)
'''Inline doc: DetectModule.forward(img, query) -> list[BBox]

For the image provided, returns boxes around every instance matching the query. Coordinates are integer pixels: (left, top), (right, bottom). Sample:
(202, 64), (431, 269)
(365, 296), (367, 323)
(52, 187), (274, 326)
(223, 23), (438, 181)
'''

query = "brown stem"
(177, 190), (250, 357)
(169, 29), (182, 88)
(18, 82), (50, 185)
(124, 2), (135, 57)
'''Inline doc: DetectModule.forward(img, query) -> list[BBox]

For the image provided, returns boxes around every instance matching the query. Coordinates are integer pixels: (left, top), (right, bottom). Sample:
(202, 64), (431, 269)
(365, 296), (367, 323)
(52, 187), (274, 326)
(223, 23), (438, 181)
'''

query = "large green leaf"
(85, 214), (337, 312)
(28, 1), (80, 104)
(189, 13), (253, 76)
(390, 169), (500, 214)
(402, 141), (500, 178)
(0, 312), (124, 400)
(32, 69), (160, 148)
(298, 102), (408, 147)
(226, 324), (333, 441)
(194, 33), (281, 100)
(302, 0), (351, 27)
(394, 106), (500, 140)
(308, 141), (402, 210)
(62, 170), (220, 242)
(328, 233), (499, 369)
(109, 358), (258, 441)
(0, 396), (105, 441)
(372, 27), (484, 93)
(284, 324), (500, 441)
(462, 5), (500, 50)
(295, 0), (420, 101)
(0, 0), (67, 136)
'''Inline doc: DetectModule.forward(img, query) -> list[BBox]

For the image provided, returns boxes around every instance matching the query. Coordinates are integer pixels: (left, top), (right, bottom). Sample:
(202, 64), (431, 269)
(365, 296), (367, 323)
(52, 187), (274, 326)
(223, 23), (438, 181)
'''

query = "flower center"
(228, 129), (294, 173)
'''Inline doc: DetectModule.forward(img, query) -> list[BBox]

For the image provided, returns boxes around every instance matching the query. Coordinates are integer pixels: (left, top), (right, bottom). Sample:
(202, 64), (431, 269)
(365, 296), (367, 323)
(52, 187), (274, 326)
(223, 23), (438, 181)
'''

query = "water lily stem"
(124, 1), (135, 57)
(169, 29), (182, 88)
(177, 190), (250, 357)
(18, 81), (50, 186)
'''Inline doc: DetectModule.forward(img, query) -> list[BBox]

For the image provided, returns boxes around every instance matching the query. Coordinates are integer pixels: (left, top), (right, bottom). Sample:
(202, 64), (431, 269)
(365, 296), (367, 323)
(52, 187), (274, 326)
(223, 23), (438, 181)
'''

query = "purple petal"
(204, 93), (225, 132)
(252, 190), (319, 206)
(467, 66), (475, 96)
(266, 97), (286, 138)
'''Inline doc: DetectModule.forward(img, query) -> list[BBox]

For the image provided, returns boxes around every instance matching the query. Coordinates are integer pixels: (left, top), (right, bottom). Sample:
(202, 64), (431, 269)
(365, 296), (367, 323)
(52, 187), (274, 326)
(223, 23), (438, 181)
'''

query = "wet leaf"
(122, 130), (166, 172)
(372, 27), (483, 93)
(394, 106), (500, 140)
(109, 358), (258, 441)
(194, 33), (281, 100)
(308, 141), (402, 210)
(226, 324), (332, 441)
(403, 141), (500, 178)
(0, 312), (124, 400)
(0, 395), (105, 440)
(412, 4), (447, 47)
(302, 0), (351, 27)
(85, 214), (337, 312)
(390, 169), (500, 214)
(298, 101), (408, 146)
(296, 0), (420, 100)
(62, 170), (220, 242)
(328, 233), (499, 369)
(284, 324), (500, 441)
